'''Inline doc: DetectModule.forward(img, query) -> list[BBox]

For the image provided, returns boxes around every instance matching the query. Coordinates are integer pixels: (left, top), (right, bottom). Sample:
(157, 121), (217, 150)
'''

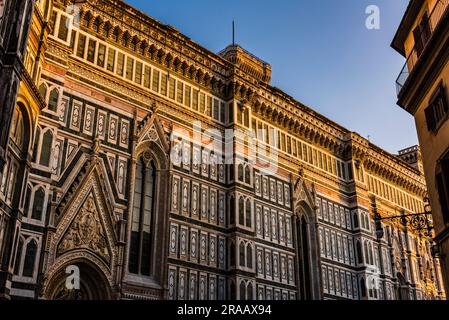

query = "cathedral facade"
(0, 0), (446, 300)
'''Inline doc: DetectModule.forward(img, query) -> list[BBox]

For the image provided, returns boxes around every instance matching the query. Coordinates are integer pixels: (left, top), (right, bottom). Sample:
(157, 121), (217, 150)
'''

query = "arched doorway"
(294, 202), (321, 300)
(297, 216), (312, 300)
(45, 260), (111, 300)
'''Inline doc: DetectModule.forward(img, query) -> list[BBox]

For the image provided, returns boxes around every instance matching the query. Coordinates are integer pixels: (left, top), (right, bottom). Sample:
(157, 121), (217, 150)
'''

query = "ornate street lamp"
(373, 197), (434, 241)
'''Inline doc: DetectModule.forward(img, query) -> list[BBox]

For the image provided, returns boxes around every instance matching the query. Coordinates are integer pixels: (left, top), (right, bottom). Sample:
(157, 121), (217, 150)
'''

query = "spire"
(232, 20), (235, 46)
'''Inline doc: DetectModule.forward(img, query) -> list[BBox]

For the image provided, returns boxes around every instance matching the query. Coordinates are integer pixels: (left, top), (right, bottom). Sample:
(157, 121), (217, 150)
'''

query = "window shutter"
(436, 172), (449, 224)
(425, 104), (436, 131)
(442, 156), (449, 185)
(442, 88), (449, 113)
(420, 12), (431, 45)
(413, 26), (424, 57)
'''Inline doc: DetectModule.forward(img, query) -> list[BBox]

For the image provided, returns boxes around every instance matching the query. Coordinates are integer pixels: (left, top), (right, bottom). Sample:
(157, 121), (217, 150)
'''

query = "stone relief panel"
(57, 193), (111, 264)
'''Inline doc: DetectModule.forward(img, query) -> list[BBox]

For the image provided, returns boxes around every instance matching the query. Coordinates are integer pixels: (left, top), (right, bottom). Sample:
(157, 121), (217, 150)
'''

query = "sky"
(126, 0), (414, 154)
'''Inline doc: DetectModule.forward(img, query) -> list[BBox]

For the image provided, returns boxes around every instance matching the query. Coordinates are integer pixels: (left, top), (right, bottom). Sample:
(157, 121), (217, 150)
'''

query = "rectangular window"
(161, 73), (168, 96)
(184, 85), (191, 107)
(50, 11), (57, 35)
(220, 102), (226, 123)
(425, 84), (448, 132)
(208, 97), (213, 118)
(229, 102), (234, 123)
(117, 52), (125, 76)
(308, 147), (313, 164)
(152, 69), (160, 92)
(58, 15), (69, 41)
(200, 94), (206, 114)
(86, 39), (96, 63)
(252, 119), (257, 137)
(144, 66), (151, 88)
(244, 107), (250, 127)
(337, 161), (342, 177)
(107, 48), (116, 72)
(177, 81), (183, 104)
(97, 44), (106, 68)
(169, 77), (176, 99)
(413, 12), (431, 58)
(269, 127), (275, 146)
(76, 34), (86, 58)
(213, 99), (219, 120)
(237, 103), (243, 124)
(70, 30), (77, 50)
(135, 61), (143, 84)
(126, 57), (134, 81)
(192, 89), (199, 111)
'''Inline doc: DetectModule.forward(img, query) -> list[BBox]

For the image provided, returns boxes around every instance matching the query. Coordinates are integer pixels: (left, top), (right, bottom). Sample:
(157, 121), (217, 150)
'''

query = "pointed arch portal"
(293, 177), (322, 300)
(46, 260), (111, 300)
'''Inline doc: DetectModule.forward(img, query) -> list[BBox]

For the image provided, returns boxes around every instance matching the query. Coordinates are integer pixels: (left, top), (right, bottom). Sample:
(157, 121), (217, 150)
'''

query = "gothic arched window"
(360, 278), (366, 297)
(39, 130), (53, 167)
(247, 283), (253, 300)
(32, 127), (41, 162)
(112, 28), (120, 42)
(239, 281), (246, 300)
(10, 106), (24, 149)
(23, 184), (32, 216)
(229, 241), (235, 267)
(246, 244), (253, 269)
(229, 163), (234, 181)
(82, 11), (91, 27)
(130, 37), (138, 51)
(245, 199), (252, 228)
(129, 157), (156, 276)
(239, 242), (245, 267)
(22, 239), (37, 277)
(121, 32), (129, 47)
(239, 197), (245, 225)
(353, 211), (359, 229)
(238, 164), (244, 182)
(48, 88), (59, 112)
(229, 196), (235, 225)
(356, 241), (363, 264)
(244, 165), (251, 184)
(369, 244), (374, 265)
(14, 237), (24, 275)
(31, 187), (45, 221)
(139, 42), (146, 55)
(39, 83), (47, 100)
(102, 22), (111, 38)
(93, 17), (101, 33)
(364, 241), (369, 264)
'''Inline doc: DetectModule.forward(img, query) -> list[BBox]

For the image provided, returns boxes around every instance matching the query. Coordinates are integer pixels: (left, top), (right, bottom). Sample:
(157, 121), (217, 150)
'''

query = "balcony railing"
(396, 0), (449, 95)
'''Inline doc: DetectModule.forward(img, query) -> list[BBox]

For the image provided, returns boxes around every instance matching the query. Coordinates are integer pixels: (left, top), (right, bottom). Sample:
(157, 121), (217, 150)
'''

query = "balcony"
(396, 0), (449, 95)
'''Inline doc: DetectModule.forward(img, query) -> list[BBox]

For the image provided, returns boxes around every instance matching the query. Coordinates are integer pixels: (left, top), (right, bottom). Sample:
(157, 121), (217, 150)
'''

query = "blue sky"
(126, 0), (413, 154)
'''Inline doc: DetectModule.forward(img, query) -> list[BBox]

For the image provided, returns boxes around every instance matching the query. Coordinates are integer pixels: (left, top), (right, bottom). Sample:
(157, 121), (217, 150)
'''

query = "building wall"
(0, 0), (445, 300)
(403, 0), (440, 58)
(412, 53), (449, 291)
(414, 61), (449, 229)
(393, 0), (449, 295)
